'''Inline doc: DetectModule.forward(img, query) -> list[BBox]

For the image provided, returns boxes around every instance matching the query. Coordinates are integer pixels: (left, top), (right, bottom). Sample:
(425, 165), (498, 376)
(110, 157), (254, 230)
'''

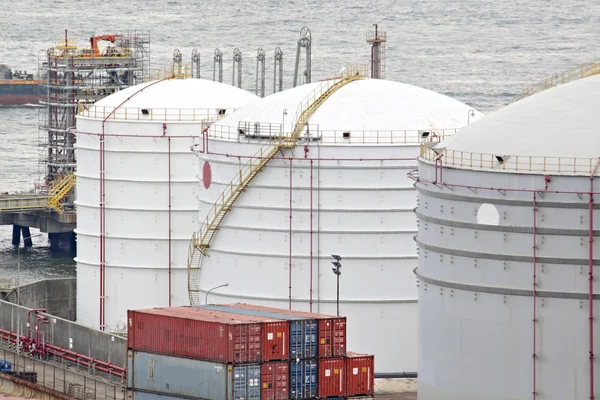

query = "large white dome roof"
(94, 78), (258, 109)
(441, 74), (600, 159)
(212, 78), (481, 133)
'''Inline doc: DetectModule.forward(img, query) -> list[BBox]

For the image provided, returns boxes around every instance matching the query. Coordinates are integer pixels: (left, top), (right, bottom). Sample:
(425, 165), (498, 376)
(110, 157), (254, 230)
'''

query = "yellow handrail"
(144, 63), (193, 82)
(510, 58), (600, 104)
(47, 173), (76, 212)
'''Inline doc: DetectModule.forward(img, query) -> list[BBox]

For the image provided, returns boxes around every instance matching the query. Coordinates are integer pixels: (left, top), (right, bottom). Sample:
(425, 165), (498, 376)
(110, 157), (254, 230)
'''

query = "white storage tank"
(416, 75), (600, 399)
(193, 75), (482, 374)
(75, 78), (258, 331)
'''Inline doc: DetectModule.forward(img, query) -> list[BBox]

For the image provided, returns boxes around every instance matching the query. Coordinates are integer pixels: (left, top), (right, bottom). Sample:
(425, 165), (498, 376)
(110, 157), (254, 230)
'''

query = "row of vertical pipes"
(413, 159), (599, 399)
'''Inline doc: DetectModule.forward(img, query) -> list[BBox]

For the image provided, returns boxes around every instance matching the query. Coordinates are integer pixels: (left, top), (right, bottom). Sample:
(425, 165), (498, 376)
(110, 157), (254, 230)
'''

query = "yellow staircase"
(510, 58), (600, 104)
(46, 173), (76, 212)
(187, 66), (367, 305)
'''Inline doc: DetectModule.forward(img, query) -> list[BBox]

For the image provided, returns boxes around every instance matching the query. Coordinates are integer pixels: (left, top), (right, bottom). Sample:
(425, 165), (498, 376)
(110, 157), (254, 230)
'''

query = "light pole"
(205, 283), (229, 305)
(331, 255), (342, 316)
(467, 109), (475, 126)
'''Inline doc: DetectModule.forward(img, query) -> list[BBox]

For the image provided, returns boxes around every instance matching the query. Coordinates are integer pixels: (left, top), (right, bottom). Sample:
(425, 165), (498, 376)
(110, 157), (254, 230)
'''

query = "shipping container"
(290, 319), (318, 360)
(345, 352), (375, 397)
(318, 358), (346, 398)
(128, 307), (286, 363)
(127, 350), (261, 400)
(261, 362), (289, 400)
(318, 318), (346, 358)
(203, 305), (290, 361)
(224, 303), (346, 358)
(129, 390), (190, 400)
(290, 359), (317, 400)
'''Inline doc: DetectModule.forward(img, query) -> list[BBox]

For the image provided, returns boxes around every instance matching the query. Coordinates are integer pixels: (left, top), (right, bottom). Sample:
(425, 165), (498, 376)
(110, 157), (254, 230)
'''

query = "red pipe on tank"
(98, 76), (174, 330)
(310, 159), (314, 312)
(589, 158), (600, 400)
(532, 191), (538, 400)
(289, 158), (293, 310)
(167, 133), (172, 307)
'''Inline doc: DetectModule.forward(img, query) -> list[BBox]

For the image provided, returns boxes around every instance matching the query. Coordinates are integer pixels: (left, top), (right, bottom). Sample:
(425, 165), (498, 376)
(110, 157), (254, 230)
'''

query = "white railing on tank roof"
(420, 145), (600, 174)
(78, 105), (239, 122)
(208, 124), (461, 145)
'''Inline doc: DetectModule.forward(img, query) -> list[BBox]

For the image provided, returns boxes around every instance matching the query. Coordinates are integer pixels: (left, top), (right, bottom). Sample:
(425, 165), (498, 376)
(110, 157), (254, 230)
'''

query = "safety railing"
(78, 104), (236, 122)
(205, 124), (461, 145)
(420, 145), (600, 174)
(55, 37), (77, 49)
(0, 195), (48, 212)
(198, 140), (283, 247)
(510, 58), (600, 103)
(47, 173), (76, 212)
(144, 63), (193, 82)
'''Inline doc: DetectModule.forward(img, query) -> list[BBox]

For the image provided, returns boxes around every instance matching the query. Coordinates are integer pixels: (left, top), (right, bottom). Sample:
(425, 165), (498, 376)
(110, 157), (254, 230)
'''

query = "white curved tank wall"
(74, 79), (258, 331)
(194, 78), (482, 374)
(415, 161), (600, 400)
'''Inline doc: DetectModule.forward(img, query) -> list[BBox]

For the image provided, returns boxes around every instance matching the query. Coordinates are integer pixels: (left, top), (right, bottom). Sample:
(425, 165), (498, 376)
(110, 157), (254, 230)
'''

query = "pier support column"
(22, 227), (32, 247)
(12, 225), (20, 246)
(49, 231), (76, 255)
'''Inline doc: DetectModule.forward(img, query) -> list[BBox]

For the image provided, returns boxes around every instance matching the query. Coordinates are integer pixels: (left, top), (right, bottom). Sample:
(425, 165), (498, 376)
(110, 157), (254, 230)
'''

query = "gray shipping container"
(127, 350), (260, 400)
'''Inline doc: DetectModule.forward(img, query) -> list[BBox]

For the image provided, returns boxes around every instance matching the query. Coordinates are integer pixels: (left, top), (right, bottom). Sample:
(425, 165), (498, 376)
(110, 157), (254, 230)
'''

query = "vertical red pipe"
(532, 191), (538, 400)
(98, 77), (173, 330)
(589, 159), (600, 400)
(99, 130), (105, 330)
(168, 136), (172, 307)
(309, 159), (314, 312)
(289, 158), (293, 310)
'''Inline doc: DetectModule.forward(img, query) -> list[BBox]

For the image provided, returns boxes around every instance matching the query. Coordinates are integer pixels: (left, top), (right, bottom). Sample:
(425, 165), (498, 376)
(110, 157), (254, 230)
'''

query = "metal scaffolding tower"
(293, 27), (311, 87)
(274, 47), (283, 93)
(232, 48), (242, 89)
(37, 30), (150, 188)
(191, 49), (200, 78)
(367, 24), (386, 79)
(255, 48), (265, 98)
(213, 48), (223, 83)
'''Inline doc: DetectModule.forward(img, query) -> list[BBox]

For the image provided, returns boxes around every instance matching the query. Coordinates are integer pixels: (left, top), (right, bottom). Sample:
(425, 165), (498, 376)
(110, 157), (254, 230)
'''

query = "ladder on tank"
(187, 66), (367, 305)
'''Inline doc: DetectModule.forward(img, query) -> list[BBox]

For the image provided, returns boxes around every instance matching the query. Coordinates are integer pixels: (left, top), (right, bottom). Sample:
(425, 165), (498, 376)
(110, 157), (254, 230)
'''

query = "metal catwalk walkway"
(0, 173), (76, 213)
(0, 346), (124, 400)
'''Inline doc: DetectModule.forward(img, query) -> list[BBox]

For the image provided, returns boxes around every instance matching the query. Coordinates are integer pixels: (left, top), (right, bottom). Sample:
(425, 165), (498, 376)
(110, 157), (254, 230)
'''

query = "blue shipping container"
(290, 320), (317, 360)
(290, 359), (317, 399)
(233, 365), (260, 400)
(130, 390), (190, 400)
(0, 360), (12, 372)
(128, 350), (260, 400)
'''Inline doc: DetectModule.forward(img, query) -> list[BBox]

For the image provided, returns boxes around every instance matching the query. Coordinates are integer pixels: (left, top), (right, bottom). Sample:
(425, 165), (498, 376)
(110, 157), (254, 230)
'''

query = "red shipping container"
(261, 320), (289, 361)
(346, 352), (375, 397)
(128, 307), (284, 363)
(261, 361), (289, 400)
(202, 305), (290, 361)
(318, 318), (346, 357)
(318, 357), (346, 398)
(225, 303), (347, 357)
